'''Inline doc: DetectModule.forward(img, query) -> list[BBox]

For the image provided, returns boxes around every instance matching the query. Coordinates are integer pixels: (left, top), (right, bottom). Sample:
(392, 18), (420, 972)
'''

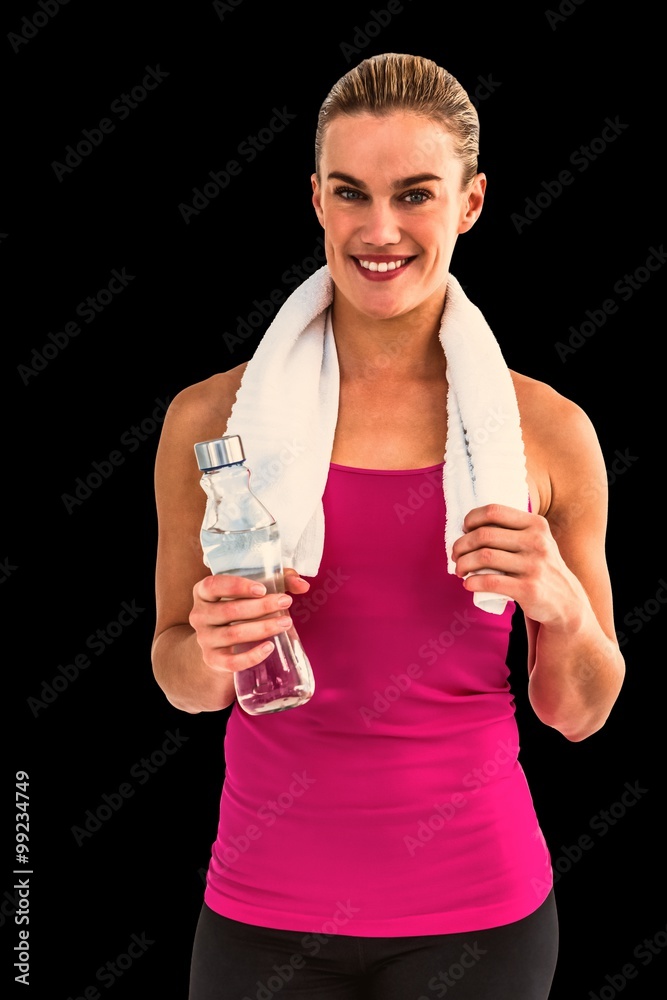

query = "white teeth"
(358, 258), (408, 271)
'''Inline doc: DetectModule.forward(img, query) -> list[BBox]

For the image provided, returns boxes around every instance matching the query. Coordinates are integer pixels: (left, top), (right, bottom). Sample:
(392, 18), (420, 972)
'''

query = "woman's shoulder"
(509, 369), (605, 518)
(510, 369), (598, 440)
(156, 363), (250, 460)
(166, 362), (249, 430)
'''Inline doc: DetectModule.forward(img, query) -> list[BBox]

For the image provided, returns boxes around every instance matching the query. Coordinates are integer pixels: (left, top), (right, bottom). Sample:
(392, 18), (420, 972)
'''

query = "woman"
(152, 53), (625, 999)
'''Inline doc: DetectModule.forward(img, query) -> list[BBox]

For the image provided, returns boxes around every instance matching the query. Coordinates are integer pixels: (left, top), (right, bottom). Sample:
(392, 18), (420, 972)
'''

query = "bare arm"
(151, 370), (309, 714)
(523, 395), (625, 740)
(452, 381), (625, 742)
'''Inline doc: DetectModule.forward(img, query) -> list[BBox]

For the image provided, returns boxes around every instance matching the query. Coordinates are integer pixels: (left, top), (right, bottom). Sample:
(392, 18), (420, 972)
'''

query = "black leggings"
(188, 890), (558, 1000)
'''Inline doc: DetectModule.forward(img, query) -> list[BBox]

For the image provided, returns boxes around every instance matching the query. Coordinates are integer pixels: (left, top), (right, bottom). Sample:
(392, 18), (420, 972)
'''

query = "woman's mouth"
(352, 256), (415, 280)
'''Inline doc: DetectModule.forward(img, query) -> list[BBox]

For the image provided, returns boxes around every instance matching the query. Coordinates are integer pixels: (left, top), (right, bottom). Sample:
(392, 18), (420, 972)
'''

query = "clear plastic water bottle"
(194, 434), (315, 716)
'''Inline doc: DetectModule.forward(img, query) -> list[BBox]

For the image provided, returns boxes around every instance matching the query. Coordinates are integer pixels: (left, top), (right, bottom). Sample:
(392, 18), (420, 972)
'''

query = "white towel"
(224, 264), (529, 615)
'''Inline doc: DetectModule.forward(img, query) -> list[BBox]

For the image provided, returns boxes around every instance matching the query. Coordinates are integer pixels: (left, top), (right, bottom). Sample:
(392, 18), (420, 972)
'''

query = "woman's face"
(311, 112), (485, 324)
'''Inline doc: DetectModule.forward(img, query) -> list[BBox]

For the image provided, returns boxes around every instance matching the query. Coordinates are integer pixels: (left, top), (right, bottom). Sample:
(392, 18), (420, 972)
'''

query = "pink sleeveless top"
(203, 462), (553, 935)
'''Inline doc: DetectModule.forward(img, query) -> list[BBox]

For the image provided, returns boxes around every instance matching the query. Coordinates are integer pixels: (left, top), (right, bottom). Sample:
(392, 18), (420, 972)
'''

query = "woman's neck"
(331, 292), (448, 383)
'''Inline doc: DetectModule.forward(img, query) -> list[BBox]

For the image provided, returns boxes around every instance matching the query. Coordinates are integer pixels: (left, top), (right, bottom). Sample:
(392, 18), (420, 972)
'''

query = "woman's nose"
(359, 201), (401, 246)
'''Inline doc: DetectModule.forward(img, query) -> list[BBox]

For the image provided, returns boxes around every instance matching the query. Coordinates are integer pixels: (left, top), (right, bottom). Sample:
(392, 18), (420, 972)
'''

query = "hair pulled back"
(314, 53), (480, 188)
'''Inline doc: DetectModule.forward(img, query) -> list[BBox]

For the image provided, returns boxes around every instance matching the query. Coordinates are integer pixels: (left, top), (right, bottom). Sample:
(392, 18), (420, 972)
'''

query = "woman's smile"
(352, 254), (416, 280)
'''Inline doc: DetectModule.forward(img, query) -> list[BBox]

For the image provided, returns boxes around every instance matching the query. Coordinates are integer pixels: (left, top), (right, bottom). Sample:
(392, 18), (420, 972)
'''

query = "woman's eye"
(332, 186), (431, 203)
(334, 187), (364, 200)
(403, 189), (431, 205)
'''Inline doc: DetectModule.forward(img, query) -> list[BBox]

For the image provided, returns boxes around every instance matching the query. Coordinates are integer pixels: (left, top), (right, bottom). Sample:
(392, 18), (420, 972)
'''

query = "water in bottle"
(195, 435), (315, 716)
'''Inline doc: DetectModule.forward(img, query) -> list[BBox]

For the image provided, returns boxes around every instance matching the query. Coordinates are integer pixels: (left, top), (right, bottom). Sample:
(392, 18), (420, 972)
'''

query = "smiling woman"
(150, 52), (625, 1000)
(311, 110), (485, 338)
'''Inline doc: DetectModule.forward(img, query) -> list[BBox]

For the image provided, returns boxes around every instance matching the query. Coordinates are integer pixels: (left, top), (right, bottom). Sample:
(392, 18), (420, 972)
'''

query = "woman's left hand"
(451, 503), (587, 631)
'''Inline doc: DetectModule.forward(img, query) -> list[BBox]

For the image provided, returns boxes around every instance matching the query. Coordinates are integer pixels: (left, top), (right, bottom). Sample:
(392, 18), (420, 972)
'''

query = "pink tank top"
(203, 462), (553, 935)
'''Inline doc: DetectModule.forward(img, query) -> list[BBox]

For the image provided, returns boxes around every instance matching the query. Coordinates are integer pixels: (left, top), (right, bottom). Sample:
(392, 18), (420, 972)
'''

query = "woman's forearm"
(152, 625), (237, 714)
(527, 608), (625, 742)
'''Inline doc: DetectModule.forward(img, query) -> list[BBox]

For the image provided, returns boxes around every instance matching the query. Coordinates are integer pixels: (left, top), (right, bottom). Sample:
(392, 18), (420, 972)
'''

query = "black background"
(3, 1), (665, 997)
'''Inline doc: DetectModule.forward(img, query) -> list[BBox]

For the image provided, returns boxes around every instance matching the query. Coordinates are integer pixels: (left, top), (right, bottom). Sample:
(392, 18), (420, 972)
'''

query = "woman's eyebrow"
(327, 171), (443, 188)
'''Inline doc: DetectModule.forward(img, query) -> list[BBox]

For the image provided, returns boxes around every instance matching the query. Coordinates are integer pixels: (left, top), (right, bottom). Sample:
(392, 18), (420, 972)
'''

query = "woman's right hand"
(188, 568), (311, 675)
(151, 376), (312, 713)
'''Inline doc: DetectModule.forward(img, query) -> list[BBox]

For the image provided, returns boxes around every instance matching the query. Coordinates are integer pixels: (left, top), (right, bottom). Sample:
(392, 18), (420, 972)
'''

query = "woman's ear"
(311, 173), (325, 228)
(458, 173), (486, 234)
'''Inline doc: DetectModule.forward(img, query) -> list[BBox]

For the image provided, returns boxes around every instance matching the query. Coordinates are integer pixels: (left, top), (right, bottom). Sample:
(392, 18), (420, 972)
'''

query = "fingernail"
(251, 584), (266, 595)
(277, 595), (292, 607)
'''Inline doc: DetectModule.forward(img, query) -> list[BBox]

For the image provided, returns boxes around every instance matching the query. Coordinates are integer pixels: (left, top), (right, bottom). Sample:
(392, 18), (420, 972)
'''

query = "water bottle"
(194, 434), (315, 716)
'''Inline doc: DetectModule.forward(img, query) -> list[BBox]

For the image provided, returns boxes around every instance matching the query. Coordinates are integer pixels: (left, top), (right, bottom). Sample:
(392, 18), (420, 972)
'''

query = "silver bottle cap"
(194, 435), (245, 470)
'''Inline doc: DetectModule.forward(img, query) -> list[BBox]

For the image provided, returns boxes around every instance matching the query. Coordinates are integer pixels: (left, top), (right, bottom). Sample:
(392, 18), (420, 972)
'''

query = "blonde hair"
(314, 53), (480, 189)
